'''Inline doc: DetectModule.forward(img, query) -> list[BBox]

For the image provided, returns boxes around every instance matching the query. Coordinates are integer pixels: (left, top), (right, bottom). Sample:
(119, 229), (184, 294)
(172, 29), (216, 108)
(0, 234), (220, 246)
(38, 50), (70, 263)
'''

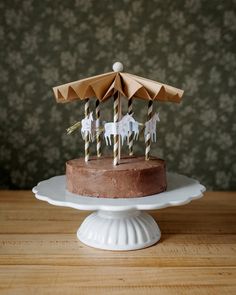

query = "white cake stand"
(32, 173), (205, 251)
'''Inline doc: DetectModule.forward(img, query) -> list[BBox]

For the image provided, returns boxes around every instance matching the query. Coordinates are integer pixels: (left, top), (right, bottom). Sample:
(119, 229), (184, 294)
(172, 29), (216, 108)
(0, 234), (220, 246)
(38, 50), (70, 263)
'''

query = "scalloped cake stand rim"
(32, 172), (206, 212)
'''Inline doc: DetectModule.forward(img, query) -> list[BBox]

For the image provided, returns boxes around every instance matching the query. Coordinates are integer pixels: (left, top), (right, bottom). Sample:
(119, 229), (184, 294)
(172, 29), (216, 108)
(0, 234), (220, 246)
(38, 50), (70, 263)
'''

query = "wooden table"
(0, 191), (236, 294)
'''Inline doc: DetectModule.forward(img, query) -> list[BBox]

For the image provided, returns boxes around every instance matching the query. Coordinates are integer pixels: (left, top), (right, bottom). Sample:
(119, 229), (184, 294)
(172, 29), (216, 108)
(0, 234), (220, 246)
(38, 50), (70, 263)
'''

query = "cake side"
(66, 156), (167, 198)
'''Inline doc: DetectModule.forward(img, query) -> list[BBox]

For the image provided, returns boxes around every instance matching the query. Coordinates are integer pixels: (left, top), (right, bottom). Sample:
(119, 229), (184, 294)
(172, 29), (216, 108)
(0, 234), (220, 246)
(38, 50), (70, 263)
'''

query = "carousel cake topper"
(53, 62), (184, 165)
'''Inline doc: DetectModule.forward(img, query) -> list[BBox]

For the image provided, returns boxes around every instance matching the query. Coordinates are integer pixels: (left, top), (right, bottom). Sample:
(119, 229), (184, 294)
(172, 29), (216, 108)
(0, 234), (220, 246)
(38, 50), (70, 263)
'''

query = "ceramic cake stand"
(32, 173), (205, 251)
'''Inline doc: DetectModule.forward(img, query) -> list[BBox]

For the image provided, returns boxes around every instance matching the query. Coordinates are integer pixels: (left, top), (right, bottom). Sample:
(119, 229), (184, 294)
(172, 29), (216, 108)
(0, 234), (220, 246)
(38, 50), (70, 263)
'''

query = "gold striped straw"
(145, 100), (153, 160)
(84, 98), (90, 162)
(113, 92), (119, 166)
(128, 97), (134, 156)
(95, 99), (101, 158)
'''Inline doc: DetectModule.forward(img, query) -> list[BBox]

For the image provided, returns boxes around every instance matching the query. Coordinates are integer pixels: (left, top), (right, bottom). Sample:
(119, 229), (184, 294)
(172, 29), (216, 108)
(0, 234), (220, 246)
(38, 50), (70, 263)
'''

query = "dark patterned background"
(0, 0), (236, 190)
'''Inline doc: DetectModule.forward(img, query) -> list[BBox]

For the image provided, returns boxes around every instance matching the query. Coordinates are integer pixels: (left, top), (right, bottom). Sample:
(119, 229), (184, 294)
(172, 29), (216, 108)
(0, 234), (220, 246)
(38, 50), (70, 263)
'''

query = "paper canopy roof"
(53, 71), (184, 103)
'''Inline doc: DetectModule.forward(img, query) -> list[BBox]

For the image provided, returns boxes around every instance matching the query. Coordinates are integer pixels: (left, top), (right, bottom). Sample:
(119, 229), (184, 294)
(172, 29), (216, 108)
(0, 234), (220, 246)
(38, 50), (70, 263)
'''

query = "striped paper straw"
(84, 98), (90, 162)
(128, 97), (134, 156)
(113, 92), (119, 166)
(95, 99), (101, 158)
(145, 100), (153, 160)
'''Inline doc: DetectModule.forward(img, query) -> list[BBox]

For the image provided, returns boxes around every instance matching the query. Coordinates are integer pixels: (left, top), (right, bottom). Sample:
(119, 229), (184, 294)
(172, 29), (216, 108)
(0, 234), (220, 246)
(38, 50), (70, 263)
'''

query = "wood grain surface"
(0, 191), (235, 294)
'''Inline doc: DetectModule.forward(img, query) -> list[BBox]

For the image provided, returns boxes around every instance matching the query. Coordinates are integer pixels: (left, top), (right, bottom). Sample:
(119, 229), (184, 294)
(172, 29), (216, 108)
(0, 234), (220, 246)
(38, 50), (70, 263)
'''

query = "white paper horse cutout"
(104, 114), (141, 145)
(81, 112), (95, 141)
(129, 120), (140, 140)
(144, 112), (160, 142)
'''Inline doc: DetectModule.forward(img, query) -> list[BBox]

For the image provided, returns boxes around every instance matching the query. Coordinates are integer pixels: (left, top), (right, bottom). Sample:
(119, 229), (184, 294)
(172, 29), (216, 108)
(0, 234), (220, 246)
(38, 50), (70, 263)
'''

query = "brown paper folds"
(53, 71), (184, 103)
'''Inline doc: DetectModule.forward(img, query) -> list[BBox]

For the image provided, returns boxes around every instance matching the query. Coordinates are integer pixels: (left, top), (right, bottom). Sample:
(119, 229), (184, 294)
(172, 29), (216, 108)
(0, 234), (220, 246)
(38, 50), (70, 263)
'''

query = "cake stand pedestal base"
(77, 210), (161, 250)
(32, 173), (205, 251)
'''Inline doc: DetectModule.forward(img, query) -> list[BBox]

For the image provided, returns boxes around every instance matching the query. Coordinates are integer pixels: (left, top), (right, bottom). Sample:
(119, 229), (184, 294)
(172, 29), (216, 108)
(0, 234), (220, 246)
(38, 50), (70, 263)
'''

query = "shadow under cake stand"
(32, 173), (205, 251)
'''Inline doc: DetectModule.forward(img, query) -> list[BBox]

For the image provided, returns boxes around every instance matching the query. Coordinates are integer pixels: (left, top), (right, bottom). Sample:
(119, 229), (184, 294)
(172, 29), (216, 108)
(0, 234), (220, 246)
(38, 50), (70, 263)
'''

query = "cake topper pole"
(113, 92), (120, 165)
(95, 99), (101, 158)
(112, 62), (123, 166)
(84, 99), (90, 162)
(145, 100), (153, 160)
(118, 93), (122, 161)
(128, 97), (134, 156)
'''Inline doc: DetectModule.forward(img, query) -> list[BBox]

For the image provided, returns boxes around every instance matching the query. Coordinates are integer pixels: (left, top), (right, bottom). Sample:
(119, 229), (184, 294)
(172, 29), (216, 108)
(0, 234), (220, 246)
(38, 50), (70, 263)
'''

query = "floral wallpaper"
(0, 0), (236, 190)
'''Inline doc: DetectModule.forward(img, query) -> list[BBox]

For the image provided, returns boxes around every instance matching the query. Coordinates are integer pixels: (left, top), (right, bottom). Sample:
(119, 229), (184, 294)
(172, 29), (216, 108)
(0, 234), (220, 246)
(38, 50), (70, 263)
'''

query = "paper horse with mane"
(81, 112), (96, 141)
(144, 112), (160, 142)
(104, 113), (141, 145)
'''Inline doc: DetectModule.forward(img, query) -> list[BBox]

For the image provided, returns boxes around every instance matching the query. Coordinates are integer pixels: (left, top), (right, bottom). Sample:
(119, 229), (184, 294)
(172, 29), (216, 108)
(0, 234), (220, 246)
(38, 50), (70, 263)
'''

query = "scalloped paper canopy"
(53, 71), (184, 103)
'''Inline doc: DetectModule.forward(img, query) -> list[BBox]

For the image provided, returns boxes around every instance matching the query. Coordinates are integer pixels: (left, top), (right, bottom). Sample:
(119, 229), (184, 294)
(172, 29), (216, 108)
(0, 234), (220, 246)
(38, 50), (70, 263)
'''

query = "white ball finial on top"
(112, 62), (124, 72)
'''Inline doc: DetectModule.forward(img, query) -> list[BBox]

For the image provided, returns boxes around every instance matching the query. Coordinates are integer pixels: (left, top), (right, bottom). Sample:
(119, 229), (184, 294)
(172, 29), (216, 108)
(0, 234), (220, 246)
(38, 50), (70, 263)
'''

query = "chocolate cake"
(66, 156), (167, 198)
